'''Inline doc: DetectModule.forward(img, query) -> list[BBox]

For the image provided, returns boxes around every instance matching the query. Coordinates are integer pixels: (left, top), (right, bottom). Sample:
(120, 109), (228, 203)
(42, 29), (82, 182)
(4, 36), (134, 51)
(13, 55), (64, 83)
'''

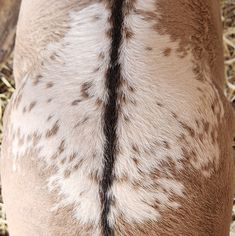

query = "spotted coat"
(1, 0), (234, 235)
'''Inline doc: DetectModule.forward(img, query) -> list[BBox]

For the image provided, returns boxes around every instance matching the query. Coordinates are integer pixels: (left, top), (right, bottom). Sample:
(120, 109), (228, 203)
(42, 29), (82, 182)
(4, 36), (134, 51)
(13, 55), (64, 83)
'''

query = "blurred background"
(0, 0), (234, 235)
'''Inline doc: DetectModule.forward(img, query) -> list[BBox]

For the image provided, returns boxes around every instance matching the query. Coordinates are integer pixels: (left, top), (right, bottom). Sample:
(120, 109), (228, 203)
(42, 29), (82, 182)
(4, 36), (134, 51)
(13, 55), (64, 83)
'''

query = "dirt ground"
(0, 0), (234, 235)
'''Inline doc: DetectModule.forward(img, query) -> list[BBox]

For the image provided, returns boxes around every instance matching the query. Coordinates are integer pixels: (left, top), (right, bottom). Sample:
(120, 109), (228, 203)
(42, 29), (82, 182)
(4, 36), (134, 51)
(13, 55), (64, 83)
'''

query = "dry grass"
(0, 1), (234, 235)
(0, 57), (15, 143)
(222, 0), (235, 103)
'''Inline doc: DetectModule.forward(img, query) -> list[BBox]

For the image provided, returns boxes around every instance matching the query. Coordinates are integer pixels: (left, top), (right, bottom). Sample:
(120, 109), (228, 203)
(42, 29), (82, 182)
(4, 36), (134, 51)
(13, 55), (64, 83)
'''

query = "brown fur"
(2, 1), (234, 235)
(1, 138), (97, 236)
